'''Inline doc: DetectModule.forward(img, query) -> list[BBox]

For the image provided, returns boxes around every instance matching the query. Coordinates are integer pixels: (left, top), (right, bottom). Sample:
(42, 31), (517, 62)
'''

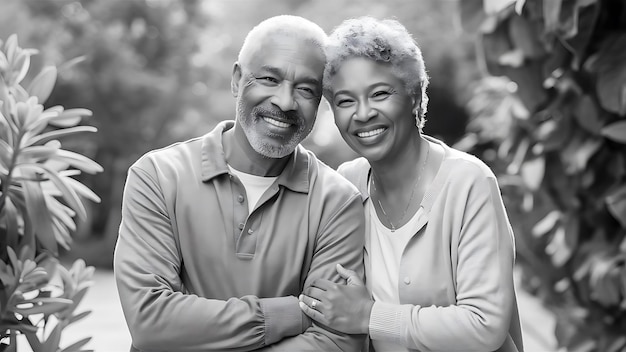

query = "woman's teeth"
(357, 128), (385, 138)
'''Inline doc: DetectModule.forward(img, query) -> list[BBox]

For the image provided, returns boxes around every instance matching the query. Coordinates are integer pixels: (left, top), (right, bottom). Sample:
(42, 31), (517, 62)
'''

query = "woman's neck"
(370, 135), (427, 192)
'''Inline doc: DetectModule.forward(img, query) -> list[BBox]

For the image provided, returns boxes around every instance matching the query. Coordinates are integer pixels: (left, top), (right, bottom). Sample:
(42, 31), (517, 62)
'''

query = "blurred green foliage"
(459, 0), (626, 350)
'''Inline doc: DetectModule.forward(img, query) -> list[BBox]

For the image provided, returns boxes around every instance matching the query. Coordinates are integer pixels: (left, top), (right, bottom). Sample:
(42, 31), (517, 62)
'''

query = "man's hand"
(299, 264), (373, 334)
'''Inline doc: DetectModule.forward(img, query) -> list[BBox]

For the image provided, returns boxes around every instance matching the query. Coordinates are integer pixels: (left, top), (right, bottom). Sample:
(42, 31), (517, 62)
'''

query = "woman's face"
(329, 57), (419, 163)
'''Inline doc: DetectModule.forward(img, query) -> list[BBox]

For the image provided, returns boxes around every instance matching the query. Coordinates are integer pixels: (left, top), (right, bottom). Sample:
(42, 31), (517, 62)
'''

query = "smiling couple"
(114, 14), (523, 352)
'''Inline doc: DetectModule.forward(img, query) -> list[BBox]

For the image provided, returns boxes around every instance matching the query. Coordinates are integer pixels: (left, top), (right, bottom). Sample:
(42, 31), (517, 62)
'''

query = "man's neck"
(222, 123), (290, 177)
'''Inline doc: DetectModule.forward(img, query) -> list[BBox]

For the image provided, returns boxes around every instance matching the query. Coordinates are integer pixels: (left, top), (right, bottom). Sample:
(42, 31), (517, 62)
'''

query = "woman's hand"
(299, 264), (374, 334)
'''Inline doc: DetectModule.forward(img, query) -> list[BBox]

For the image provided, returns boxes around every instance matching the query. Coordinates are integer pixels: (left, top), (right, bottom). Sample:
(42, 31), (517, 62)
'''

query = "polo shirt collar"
(200, 120), (310, 194)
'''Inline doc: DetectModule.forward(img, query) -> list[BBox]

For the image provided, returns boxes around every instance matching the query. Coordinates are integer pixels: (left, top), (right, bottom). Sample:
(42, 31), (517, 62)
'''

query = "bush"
(0, 34), (101, 351)
(459, 0), (626, 351)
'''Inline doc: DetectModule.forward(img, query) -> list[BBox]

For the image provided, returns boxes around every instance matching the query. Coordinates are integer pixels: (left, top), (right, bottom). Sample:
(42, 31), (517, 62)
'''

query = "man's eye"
(297, 87), (317, 98)
(258, 76), (279, 84)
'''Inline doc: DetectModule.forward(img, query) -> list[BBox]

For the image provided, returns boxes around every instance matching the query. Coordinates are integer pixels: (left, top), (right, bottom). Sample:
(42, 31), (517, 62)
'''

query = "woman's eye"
(372, 90), (391, 99)
(336, 99), (354, 107)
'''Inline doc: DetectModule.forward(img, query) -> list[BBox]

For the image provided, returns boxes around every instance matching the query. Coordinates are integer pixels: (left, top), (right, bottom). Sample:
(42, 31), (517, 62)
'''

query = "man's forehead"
(243, 35), (324, 79)
(243, 31), (324, 61)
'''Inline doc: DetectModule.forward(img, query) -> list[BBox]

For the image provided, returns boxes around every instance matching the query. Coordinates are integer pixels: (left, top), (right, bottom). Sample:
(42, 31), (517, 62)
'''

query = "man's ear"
(231, 62), (242, 97)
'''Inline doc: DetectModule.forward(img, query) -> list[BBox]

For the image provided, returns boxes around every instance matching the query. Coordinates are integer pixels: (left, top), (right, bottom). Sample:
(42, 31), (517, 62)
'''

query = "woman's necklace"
(371, 144), (430, 232)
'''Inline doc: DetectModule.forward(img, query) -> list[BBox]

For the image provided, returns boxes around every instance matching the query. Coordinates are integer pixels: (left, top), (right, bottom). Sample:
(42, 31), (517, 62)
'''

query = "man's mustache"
(254, 106), (300, 123)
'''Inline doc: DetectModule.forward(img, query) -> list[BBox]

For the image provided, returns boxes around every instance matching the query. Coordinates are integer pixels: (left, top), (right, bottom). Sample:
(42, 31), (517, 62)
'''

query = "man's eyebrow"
(260, 65), (320, 86)
(260, 65), (282, 76)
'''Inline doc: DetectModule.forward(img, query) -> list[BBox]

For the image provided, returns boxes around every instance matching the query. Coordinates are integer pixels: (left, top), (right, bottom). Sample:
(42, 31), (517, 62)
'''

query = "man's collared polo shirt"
(115, 120), (365, 351)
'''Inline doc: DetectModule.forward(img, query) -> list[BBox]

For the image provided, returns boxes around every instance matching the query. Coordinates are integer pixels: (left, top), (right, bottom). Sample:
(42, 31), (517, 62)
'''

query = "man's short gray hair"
(238, 15), (327, 67)
(324, 16), (429, 130)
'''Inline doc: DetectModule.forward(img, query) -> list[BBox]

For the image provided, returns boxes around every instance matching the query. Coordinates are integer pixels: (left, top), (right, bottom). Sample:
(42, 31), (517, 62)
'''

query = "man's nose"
(270, 83), (297, 111)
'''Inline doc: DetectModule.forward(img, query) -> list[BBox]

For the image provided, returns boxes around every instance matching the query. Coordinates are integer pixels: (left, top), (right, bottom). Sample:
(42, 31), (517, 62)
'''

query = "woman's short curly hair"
(324, 16), (430, 130)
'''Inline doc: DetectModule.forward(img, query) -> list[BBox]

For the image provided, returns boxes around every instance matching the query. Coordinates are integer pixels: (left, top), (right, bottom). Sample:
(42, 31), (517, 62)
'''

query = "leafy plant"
(458, 0), (626, 351)
(0, 34), (101, 351)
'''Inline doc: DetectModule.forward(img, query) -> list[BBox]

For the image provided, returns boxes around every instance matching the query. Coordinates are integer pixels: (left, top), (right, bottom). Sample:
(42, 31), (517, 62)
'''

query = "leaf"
(562, 3), (600, 68)
(573, 95), (604, 134)
(593, 34), (626, 115)
(509, 14), (545, 58)
(48, 108), (92, 128)
(601, 120), (626, 144)
(0, 138), (13, 175)
(51, 217), (72, 250)
(67, 310), (92, 326)
(13, 297), (73, 316)
(59, 337), (92, 352)
(545, 224), (573, 267)
(498, 48), (525, 67)
(45, 194), (77, 231)
(41, 323), (62, 352)
(57, 55), (87, 73)
(458, 0), (486, 33)
(1, 197), (20, 249)
(63, 176), (101, 203)
(24, 330), (44, 351)
(12, 50), (31, 86)
(532, 210), (561, 237)
(520, 156), (545, 190)
(17, 163), (87, 220)
(561, 133), (602, 174)
(605, 185), (626, 228)
(16, 144), (59, 164)
(28, 126), (98, 146)
(543, 0), (563, 33)
(27, 66), (57, 104)
(22, 179), (58, 255)
(483, 0), (516, 15)
(50, 149), (103, 174)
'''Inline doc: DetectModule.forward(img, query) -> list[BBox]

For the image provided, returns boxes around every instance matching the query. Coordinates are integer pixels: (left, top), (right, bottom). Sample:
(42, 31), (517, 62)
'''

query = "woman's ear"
(411, 96), (421, 113)
(231, 62), (242, 97)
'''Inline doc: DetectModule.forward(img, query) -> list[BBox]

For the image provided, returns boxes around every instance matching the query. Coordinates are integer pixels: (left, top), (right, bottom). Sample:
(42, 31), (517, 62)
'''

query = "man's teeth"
(264, 117), (291, 128)
(357, 128), (385, 138)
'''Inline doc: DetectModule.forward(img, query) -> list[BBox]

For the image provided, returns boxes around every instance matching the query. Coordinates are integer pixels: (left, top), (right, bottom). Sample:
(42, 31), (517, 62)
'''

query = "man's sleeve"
(260, 191), (367, 352)
(114, 163), (307, 352)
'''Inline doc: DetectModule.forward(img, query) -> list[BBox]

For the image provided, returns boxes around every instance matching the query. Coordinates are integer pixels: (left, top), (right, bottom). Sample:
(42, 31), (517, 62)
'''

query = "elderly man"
(114, 15), (365, 351)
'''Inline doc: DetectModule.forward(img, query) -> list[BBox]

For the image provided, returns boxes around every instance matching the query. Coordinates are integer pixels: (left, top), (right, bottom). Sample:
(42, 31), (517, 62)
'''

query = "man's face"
(233, 33), (325, 158)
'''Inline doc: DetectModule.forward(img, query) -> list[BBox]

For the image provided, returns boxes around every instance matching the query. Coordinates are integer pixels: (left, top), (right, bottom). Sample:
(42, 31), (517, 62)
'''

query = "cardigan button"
(237, 195), (244, 203)
(247, 229), (254, 235)
(238, 223), (245, 230)
(403, 276), (411, 285)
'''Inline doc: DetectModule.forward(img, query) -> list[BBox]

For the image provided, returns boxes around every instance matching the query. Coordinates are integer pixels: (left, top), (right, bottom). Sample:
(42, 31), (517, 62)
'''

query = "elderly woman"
(299, 17), (524, 352)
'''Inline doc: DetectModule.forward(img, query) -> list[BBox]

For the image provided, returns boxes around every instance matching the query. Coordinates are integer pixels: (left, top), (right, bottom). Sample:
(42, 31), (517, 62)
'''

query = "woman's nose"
(353, 102), (376, 121)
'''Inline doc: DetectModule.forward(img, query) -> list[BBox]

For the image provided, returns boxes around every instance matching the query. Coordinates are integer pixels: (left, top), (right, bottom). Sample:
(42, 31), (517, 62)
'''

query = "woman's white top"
(366, 195), (425, 352)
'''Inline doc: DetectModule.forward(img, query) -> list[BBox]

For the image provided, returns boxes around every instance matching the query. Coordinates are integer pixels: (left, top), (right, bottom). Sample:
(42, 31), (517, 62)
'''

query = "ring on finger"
(311, 300), (318, 309)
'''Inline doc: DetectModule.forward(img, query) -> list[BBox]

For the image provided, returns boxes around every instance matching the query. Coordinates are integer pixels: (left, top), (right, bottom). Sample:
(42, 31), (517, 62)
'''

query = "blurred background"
(1, 0), (625, 351)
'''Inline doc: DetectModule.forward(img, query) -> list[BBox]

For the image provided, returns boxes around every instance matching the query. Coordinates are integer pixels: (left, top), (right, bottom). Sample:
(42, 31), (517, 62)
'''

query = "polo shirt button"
(403, 276), (411, 285)
(247, 229), (254, 235)
(237, 195), (244, 203)
(238, 223), (244, 230)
